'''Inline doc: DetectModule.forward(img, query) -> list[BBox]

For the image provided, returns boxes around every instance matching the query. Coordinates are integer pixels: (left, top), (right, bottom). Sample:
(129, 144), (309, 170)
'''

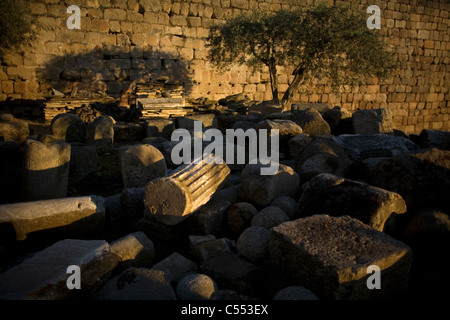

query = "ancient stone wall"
(0, 0), (448, 133)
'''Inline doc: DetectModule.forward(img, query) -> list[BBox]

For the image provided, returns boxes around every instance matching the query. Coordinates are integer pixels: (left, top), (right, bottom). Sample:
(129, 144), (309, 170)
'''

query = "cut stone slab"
(0, 195), (105, 241)
(97, 267), (176, 300)
(144, 154), (230, 225)
(352, 108), (393, 134)
(176, 113), (218, 131)
(269, 215), (412, 300)
(239, 163), (300, 207)
(192, 238), (235, 261)
(0, 239), (118, 300)
(297, 173), (407, 231)
(151, 252), (198, 283)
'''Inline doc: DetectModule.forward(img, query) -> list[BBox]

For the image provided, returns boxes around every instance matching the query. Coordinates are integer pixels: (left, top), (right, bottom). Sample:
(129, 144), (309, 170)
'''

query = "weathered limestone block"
(88, 115), (115, 151)
(371, 148), (450, 210)
(23, 137), (71, 201)
(323, 106), (353, 135)
(0, 114), (29, 144)
(0, 195), (105, 241)
(297, 173), (407, 231)
(110, 232), (155, 270)
(291, 103), (331, 114)
(97, 268), (176, 300)
(0, 239), (118, 300)
(144, 118), (175, 139)
(119, 144), (167, 188)
(269, 215), (412, 300)
(51, 113), (86, 142)
(352, 108), (393, 134)
(239, 163), (300, 207)
(291, 108), (331, 136)
(144, 154), (230, 225)
(295, 137), (351, 182)
(192, 237), (235, 261)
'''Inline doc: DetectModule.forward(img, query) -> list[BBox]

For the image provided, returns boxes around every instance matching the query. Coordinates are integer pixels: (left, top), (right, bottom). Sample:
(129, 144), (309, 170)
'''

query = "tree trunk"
(268, 59), (279, 103)
(280, 67), (305, 109)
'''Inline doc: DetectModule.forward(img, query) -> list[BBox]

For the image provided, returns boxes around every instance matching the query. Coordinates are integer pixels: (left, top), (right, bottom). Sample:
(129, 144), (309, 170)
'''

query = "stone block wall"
(0, 0), (448, 133)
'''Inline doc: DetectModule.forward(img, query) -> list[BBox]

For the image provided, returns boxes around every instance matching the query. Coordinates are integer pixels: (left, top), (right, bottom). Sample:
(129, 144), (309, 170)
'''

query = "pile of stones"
(0, 101), (449, 300)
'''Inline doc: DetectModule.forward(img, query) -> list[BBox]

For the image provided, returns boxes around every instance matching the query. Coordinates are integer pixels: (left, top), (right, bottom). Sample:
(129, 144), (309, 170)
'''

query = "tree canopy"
(206, 3), (396, 108)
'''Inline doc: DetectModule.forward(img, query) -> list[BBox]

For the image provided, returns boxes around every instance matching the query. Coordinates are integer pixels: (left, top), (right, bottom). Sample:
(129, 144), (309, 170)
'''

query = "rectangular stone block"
(269, 215), (412, 300)
(0, 239), (117, 299)
(0, 196), (106, 241)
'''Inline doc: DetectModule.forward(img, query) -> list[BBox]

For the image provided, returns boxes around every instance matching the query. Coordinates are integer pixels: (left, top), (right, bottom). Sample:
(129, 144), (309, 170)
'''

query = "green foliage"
(206, 3), (397, 106)
(0, 0), (33, 58)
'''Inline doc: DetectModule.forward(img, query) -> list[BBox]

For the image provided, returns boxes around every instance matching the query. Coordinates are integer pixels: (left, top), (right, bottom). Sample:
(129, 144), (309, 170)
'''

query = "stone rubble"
(0, 105), (448, 301)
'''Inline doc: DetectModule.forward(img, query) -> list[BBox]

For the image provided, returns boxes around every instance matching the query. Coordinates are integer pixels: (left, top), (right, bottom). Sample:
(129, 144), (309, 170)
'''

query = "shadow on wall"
(37, 46), (193, 101)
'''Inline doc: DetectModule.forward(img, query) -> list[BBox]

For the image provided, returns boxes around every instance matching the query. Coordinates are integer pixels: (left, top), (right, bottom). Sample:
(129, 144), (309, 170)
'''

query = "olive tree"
(206, 3), (396, 108)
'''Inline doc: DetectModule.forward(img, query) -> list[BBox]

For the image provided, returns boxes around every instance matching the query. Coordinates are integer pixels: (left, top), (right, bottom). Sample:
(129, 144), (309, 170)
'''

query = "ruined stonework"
(0, 0), (448, 133)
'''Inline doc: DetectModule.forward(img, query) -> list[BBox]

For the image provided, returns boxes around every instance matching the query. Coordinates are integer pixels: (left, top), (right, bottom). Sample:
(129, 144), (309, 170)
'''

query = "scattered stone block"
(23, 137), (71, 201)
(144, 154), (230, 225)
(51, 113), (86, 142)
(332, 134), (419, 161)
(269, 215), (412, 300)
(0, 239), (118, 300)
(226, 202), (258, 233)
(371, 148), (450, 210)
(288, 133), (312, 159)
(273, 286), (319, 300)
(251, 206), (290, 229)
(176, 273), (219, 300)
(237, 226), (269, 263)
(291, 103), (331, 114)
(271, 196), (298, 220)
(110, 232), (155, 270)
(239, 163), (300, 207)
(291, 108), (331, 136)
(255, 119), (303, 139)
(297, 173), (407, 231)
(97, 268), (176, 300)
(119, 144), (167, 188)
(0, 115), (29, 144)
(401, 209), (450, 242)
(144, 118), (175, 139)
(176, 113), (218, 131)
(0, 195), (105, 241)
(88, 115), (115, 151)
(352, 108), (393, 134)
(114, 122), (145, 142)
(151, 252), (198, 283)
(323, 106), (352, 135)
(120, 187), (145, 217)
(193, 237), (235, 261)
(69, 145), (101, 184)
(417, 129), (450, 149)
(295, 137), (350, 182)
